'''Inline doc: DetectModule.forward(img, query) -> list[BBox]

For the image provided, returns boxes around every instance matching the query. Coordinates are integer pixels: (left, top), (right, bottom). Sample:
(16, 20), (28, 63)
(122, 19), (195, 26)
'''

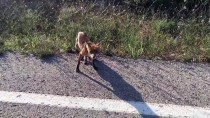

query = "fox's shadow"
(95, 60), (142, 101)
(81, 59), (157, 117)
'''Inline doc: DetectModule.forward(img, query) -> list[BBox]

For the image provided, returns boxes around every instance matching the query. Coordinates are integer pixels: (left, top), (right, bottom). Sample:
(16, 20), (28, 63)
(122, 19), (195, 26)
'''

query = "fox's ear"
(96, 41), (103, 46)
(96, 43), (102, 49)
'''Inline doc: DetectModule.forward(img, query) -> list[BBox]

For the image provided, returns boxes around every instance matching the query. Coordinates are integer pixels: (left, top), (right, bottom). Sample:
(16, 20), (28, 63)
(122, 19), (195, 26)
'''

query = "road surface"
(0, 52), (210, 118)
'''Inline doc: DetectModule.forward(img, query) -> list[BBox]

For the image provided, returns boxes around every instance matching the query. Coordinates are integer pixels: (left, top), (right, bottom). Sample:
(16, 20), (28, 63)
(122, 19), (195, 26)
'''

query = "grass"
(0, 1), (210, 62)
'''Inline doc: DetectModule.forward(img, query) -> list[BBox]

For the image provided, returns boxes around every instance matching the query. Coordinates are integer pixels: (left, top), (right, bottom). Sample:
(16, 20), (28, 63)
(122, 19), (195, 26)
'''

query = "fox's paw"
(84, 62), (89, 65)
(76, 69), (81, 73)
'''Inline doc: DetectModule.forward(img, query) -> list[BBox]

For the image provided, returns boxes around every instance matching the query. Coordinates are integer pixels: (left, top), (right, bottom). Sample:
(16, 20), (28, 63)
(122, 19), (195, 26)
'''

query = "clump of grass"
(0, 1), (210, 62)
(0, 39), (4, 55)
(152, 20), (177, 37)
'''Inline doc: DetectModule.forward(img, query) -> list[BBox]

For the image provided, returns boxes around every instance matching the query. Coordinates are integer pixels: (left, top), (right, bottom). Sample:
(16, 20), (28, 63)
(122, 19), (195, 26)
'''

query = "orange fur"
(75, 32), (101, 73)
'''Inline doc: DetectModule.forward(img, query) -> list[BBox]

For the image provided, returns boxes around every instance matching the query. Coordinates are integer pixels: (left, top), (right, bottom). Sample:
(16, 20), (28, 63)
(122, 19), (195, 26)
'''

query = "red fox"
(75, 32), (101, 73)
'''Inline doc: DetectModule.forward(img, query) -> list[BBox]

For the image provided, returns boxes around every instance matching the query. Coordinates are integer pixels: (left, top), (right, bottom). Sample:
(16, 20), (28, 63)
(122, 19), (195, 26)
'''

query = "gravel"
(0, 52), (210, 108)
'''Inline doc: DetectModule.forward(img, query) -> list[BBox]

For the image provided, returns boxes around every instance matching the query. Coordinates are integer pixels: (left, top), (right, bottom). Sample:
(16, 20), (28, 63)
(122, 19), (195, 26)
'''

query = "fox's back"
(76, 32), (89, 50)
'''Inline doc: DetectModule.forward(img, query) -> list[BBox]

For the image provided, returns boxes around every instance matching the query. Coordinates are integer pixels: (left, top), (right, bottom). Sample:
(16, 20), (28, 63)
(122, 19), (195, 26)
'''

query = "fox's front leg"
(84, 56), (88, 65)
(76, 54), (83, 73)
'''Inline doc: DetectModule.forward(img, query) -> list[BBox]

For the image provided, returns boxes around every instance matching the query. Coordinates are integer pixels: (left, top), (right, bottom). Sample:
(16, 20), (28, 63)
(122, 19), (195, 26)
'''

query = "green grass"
(0, 2), (210, 62)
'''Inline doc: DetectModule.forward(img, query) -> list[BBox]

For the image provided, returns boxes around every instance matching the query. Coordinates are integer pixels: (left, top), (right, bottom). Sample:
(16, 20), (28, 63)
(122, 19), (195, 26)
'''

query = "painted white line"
(0, 91), (209, 117)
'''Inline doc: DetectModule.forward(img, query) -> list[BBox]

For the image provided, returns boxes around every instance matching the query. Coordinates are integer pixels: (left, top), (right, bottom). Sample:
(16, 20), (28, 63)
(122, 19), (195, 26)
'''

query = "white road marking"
(0, 91), (209, 117)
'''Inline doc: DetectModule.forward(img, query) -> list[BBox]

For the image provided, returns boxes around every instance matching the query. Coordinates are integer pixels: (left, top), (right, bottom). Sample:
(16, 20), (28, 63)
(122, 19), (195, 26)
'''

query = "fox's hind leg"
(76, 54), (83, 73)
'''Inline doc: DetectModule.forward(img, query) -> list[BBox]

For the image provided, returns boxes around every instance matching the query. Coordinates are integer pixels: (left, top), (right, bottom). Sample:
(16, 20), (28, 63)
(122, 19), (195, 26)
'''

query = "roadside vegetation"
(0, 0), (210, 62)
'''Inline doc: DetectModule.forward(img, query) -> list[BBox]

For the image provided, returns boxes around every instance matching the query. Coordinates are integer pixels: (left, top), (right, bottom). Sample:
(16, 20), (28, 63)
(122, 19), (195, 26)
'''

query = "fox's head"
(85, 42), (101, 59)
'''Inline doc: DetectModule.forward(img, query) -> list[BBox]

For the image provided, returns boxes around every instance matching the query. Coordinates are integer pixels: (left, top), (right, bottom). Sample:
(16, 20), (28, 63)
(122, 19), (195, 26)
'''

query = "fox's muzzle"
(89, 53), (96, 60)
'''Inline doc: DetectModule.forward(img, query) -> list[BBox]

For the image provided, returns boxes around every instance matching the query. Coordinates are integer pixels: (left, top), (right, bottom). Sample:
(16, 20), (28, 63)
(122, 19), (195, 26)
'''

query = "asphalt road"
(0, 52), (210, 118)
